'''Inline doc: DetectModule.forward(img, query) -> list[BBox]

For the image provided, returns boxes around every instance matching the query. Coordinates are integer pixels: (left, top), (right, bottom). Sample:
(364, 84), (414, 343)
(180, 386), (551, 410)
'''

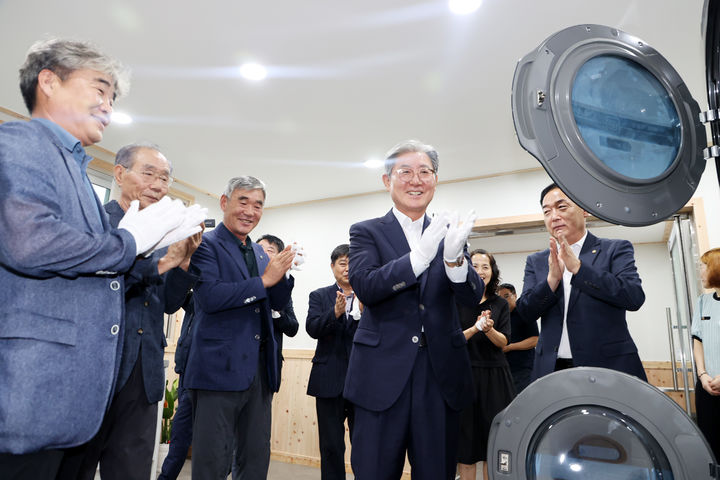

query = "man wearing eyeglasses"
(57, 142), (203, 480)
(345, 140), (482, 480)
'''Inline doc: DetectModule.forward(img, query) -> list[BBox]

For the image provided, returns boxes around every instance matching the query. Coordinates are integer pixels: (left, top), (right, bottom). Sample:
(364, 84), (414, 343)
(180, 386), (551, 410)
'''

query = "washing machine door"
(487, 368), (717, 479)
(511, 24), (706, 227)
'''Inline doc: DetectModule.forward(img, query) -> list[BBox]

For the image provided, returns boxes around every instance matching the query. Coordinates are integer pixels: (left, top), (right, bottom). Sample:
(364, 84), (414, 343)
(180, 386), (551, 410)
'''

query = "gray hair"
(19, 38), (130, 113)
(223, 176), (266, 199)
(115, 142), (173, 174)
(383, 139), (439, 176)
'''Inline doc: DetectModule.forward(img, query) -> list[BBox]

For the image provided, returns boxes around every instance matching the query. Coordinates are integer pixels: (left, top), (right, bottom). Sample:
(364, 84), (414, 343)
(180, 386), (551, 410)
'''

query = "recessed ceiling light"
(363, 158), (384, 169)
(448, 0), (482, 15)
(239, 62), (268, 81)
(111, 112), (133, 124)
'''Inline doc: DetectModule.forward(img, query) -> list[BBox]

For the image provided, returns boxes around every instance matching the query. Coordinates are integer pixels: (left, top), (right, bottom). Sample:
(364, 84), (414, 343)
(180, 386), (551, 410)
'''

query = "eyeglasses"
(394, 167), (436, 183)
(125, 167), (173, 187)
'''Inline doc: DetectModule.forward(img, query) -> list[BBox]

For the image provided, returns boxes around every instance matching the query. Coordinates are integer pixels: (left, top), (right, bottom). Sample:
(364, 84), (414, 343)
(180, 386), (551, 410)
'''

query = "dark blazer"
(515, 231), (647, 381)
(105, 200), (198, 403)
(344, 210), (484, 412)
(0, 120), (137, 454)
(273, 296), (299, 386)
(306, 284), (359, 398)
(183, 223), (293, 393)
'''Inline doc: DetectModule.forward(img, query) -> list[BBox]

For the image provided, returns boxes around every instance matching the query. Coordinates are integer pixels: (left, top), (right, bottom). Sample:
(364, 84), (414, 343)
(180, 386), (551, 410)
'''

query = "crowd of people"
(0, 35), (715, 480)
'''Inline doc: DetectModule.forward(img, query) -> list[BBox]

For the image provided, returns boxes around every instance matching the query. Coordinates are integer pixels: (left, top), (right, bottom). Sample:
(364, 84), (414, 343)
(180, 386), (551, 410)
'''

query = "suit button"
(255, 308), (260, 313)
(137, 328), (144, 334)
(109, 280), (120, 291)
(110, 324), (120, 335)
(255, 334), (261, 340)
(412, 335), (419, 344)
(419, 304), (425, 311)
(144, 301), (149, 307)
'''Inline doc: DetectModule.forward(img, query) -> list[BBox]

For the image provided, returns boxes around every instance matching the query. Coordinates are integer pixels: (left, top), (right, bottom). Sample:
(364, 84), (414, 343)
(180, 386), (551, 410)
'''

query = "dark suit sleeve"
(516, 252), (561, 322)
(348, 222), (418, 307)
(191, 239), (268, 314)
(274, 298), (299, 337)
(570, 240), (645, 311)
(306, 288), (343, 339)
(163, 264), (200, 314)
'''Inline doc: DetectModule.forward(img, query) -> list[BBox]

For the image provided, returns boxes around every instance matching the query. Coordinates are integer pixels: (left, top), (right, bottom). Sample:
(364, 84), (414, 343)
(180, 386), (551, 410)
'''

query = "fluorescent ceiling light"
(111, 111), (133, 124)
(448, 0), (482, 15)
(239, 62), (268, 81)
(363, 158), (384, 169)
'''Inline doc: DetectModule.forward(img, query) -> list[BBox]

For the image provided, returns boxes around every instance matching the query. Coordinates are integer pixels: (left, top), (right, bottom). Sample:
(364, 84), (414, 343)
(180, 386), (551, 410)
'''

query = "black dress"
(457, 294), (516, 464)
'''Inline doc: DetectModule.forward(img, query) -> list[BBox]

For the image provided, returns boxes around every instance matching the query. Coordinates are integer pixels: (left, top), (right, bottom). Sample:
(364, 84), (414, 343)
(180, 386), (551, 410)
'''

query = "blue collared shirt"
(33, 118), (102, 224)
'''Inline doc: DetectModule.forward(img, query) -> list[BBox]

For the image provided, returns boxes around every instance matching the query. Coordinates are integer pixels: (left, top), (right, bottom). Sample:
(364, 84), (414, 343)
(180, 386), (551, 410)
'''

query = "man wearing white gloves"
(0, 39), (198, 479)
(57, 142), (205, 480)
(344, 140), (483, 480)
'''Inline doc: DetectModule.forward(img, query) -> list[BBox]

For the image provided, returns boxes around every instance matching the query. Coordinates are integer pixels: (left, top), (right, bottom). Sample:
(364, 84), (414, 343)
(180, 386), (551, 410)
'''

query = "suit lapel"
(568, 232), (600, 312)
(379, 209), (411, 258)
(419, 214), (432, 294)
(216, 223), (250, 279)
(54, 141), (105, 232)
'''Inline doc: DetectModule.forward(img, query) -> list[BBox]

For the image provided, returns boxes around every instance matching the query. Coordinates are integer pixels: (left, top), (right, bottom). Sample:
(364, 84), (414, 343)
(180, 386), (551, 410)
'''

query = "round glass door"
(526, 406), (673, 480)
(511, 24), (706, 226)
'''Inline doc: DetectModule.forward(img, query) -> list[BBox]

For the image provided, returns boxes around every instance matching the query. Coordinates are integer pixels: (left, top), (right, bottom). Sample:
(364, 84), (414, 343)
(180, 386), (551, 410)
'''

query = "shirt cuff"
(445, 261), (468, 283)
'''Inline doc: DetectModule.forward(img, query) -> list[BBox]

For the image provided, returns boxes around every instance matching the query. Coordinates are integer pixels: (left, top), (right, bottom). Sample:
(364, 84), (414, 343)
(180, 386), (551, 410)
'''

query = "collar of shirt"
(392, 206), (424, 250)
(33, 118), (91, 169)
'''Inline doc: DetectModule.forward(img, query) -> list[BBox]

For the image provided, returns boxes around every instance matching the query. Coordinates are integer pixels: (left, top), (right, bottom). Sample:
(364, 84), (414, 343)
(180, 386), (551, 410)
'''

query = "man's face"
(258, 239), (278, 259)
(382, 151), (437, 221)
(541, 188), (588, 245)
(221, 188), (265, 241)
(42, 68), (115, 147)
(497, 287), (517, 311)
(331, 255), (350, 286)
(115, 148), (171, 210)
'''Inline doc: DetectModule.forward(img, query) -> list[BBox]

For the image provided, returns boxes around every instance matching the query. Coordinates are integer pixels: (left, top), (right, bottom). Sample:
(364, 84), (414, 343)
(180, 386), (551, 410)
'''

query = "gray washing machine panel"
(511, 24), (706, 226)
(487, 368), (716, 479)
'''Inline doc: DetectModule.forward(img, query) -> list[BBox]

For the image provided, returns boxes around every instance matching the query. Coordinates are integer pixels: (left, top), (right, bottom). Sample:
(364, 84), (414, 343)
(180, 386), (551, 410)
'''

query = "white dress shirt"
(557, 231), (587, 359)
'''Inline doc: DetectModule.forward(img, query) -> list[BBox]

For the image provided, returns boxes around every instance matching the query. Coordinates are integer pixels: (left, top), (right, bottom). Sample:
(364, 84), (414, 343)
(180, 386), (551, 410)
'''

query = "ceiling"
(0, 0), (708, 225)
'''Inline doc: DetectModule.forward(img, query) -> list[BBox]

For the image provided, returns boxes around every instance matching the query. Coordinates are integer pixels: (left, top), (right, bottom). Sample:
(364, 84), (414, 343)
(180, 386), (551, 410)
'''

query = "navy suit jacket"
(0, 120), (137, 453)
(273, 296), (299, 386)
(183, 223), (293, 393)
(515, 231), (647, 381)
(344, 210), (484, 412)
(306, 284), (359, 398)
(106, 200), (198, 403)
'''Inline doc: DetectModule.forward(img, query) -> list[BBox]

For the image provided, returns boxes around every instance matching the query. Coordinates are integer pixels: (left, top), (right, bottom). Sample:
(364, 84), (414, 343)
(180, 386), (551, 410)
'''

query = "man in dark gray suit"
(0, 39), (191, 479)
(57, 143), (203, 480)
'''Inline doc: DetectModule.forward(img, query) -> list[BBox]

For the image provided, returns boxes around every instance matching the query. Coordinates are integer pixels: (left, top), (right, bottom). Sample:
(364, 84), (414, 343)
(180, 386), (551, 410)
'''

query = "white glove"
(144, 203), (208, 256)
(349, 295), (362, 321)
(290, 242), (306, 271)
(409, 211), (449, 274)
(118, 198), (186, 256)
(475, 313), (489, 331)
(443, 210), (477, 262)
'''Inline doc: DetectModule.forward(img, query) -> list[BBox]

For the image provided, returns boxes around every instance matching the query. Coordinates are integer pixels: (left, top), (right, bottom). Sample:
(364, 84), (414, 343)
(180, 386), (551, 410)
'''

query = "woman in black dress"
(457, 249), (516, 480)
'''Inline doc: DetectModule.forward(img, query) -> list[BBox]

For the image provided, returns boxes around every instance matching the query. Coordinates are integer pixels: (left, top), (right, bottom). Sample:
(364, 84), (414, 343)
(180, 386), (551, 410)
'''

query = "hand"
(546, 237), (564, 291)
(474, 310), (493, 332)
(707, 374), (720, 396)
(261, 245), (294, 287)
(118, 198), (186, 256)
(443, 210), (476, 262)
(145, 204), (208, 256)
(413, 211), (449, 265)
(334, 291), (347, 318)
(290, 242), (306, 271)
(557, 234), (581, 274)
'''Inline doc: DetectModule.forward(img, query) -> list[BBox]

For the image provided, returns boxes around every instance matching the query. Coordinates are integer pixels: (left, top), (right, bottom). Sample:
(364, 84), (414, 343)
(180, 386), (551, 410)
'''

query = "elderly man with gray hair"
(183, 176), (296, 479)
(0, 39), (199, 479)
(56, 142), (203, 480)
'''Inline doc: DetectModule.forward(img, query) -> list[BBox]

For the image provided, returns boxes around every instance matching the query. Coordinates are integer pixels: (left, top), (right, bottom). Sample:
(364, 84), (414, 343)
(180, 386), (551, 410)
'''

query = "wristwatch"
(444, 255), (464, 268)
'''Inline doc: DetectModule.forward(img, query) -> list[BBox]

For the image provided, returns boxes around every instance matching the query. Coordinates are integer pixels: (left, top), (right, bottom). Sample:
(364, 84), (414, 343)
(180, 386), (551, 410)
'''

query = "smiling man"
(183, 176), (295, 480)
(345, 140), (482, 480)
(0, 39), (189, 479)
(515, 183), (647, 381)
